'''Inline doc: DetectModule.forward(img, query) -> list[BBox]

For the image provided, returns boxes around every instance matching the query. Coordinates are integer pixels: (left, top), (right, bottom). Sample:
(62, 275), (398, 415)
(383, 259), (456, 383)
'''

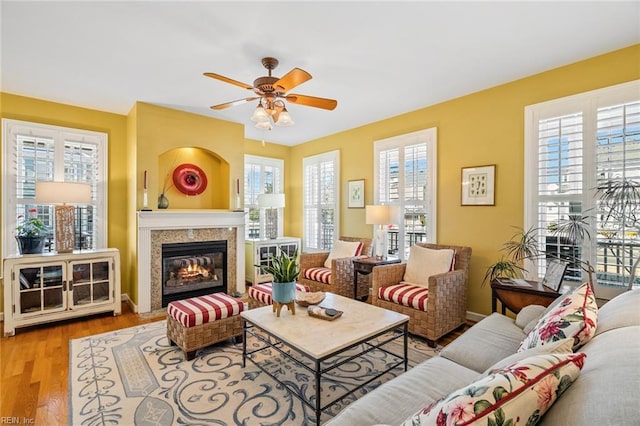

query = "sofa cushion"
(482, 337), (574, 376)
(324, 356), (481, 426)
(540, 326), (640, 426)
(378, 283), (429, 311)
(323, 239), (363, 268)
(518, 282), (598, 352)
(403, 245), (454, 288)
(440, 313), (525, 373)
(402, 352), (586, 426)
(301, 266), (332, 284)
(594, 288), (640, 337)
(515, 304), (546, 329)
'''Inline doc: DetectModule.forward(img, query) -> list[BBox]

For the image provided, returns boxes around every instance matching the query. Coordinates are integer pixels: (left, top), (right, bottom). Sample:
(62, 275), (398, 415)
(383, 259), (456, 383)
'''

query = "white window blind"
(244, 155), (284, 239)
(303, 150), (339, 251)
(525, 80), (640, 298)
(2, 119), (108, 262)
(374, 128), (437, 260)
(596, 101), (640, 287)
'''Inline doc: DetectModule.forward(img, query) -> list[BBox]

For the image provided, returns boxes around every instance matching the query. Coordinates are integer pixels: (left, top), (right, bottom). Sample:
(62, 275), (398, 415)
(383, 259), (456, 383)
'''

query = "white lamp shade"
(365, 205), (399, 225)
(250, 105), (269, 123)
(35, 182), (92, 204)
(257, 193), (285, 208)
(274, 108), (294, 126)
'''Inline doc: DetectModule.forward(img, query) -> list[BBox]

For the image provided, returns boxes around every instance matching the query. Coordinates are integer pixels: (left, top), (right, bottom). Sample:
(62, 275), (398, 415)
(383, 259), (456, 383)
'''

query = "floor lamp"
(365, 205), (398, 260)
(257, 193), (285, 239)
(36, 182), (92, 253)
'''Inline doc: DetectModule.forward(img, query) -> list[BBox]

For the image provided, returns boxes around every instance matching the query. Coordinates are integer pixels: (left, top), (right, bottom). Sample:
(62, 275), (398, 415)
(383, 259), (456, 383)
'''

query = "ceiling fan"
(204, 57), (337, 129)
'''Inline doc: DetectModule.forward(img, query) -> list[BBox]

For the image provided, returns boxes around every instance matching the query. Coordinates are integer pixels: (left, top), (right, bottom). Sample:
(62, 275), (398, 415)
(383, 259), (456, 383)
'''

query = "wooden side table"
(352, 257), (401, 300)
(491, 278), (560, 314)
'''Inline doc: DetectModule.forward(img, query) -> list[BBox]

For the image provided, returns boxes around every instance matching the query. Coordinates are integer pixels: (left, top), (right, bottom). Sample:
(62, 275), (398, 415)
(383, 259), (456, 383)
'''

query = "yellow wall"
(289, 44), (639, 314)
(133, 102), (245, 212)
(0, 93), (130, 305)
(0, 44), (637, 317)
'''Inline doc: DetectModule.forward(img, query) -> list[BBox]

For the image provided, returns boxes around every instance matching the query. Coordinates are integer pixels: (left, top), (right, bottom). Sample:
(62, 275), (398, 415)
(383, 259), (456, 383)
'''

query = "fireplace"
(137, 210), (245, 313)
(161, 240), (227, 306)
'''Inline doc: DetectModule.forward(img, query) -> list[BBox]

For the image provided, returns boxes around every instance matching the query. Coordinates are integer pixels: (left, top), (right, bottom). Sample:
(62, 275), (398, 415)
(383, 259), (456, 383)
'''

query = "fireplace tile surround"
(137, 210), (246, 313)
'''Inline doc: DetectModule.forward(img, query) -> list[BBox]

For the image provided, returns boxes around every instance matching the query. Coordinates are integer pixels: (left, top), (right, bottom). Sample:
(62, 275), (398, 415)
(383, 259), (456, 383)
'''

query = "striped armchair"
(372, 243), (472, 347)
(299, 237), (372, 299)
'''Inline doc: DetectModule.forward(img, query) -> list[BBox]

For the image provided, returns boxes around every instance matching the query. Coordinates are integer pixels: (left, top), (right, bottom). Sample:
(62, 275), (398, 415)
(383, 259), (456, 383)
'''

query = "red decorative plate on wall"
(172, 163), (208, 196)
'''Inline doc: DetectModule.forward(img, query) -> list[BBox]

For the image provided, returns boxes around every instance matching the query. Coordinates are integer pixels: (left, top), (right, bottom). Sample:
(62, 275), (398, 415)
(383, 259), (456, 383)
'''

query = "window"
(2, 119), (108, 260)
(244, 155), (284, 239)
(525, 80), (640, 298)
(374, 128), (437, 260)
(303, 150), (340, 251)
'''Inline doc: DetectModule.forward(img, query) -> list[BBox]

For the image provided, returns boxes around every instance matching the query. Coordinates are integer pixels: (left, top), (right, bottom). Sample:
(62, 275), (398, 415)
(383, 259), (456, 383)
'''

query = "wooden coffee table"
(241, 292), (409, 425)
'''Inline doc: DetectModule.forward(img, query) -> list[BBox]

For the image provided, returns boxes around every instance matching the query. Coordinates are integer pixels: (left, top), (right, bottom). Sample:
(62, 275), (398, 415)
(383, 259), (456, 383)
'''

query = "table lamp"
(257, 193), (285, 239)
(35, 182), (92, 253)
(366, 204), (399, 259)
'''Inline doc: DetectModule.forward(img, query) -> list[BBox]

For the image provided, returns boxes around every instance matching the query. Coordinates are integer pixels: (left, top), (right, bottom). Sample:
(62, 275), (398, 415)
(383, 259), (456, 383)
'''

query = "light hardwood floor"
(0, 301), (470, 425)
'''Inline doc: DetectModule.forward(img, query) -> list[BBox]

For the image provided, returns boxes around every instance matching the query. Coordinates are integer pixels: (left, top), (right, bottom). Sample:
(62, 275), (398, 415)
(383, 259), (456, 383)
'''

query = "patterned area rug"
(69, 320), (440, 425)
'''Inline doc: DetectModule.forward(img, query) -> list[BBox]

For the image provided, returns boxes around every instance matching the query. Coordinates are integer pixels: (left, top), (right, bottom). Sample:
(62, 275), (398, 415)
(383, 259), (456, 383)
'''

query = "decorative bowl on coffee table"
(296, 291), (325, 307)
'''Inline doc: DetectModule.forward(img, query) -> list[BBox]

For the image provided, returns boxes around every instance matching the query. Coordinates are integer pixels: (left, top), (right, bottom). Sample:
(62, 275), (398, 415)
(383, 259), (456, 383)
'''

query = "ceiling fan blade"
(285, 94), (337, 110)
(204, 72), (254, 90)
(210, 97), (259, 110)
(274, 68), (312, 92)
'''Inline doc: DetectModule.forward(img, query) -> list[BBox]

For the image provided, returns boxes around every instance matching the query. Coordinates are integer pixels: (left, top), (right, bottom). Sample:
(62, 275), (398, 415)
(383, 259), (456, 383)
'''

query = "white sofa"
(326, 288), (640, 425)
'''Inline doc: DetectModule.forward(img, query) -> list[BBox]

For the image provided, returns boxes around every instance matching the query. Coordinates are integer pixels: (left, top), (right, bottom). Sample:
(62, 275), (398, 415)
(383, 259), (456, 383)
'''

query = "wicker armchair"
(372, 243), (472, 347)
(299, 236), (372, 299)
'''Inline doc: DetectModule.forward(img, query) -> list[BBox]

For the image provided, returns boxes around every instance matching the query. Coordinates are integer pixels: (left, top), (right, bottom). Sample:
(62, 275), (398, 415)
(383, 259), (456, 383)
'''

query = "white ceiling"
(1, 1), (639, 146)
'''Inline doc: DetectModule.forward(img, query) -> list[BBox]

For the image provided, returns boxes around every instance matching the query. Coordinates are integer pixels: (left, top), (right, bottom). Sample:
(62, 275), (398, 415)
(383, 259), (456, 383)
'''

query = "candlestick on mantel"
(144, 170), (148, 190)
(236, 178), (240, 195)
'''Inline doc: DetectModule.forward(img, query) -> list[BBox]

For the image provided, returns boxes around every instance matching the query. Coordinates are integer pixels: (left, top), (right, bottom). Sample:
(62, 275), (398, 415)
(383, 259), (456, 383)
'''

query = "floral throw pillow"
(518, 282), (598, 352)
(401, 352), (586, 426)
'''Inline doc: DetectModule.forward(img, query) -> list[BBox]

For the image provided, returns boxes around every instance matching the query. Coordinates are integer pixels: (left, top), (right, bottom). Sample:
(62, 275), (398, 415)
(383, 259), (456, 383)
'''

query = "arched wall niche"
(157, 147), (230, 209)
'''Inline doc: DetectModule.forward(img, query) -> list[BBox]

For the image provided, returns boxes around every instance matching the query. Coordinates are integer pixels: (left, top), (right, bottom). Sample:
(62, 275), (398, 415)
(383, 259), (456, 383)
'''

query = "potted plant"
(483, 227), (539, 286)
(15, 209), (49, 254)
(260, 249), (300, 304)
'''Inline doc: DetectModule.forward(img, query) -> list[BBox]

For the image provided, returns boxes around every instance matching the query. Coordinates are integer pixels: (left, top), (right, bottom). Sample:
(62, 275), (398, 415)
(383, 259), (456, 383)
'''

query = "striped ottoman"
(248, 282), (310, 309)
(166, 293), (244, 360)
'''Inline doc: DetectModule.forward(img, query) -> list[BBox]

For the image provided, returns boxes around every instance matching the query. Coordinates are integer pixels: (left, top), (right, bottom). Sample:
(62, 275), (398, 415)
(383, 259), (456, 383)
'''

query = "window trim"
(373, 128), (438, 261)
(302, 150), (340, 252)
(2, 119), (108, 271)
(524, 79), (640, 299)
(243, 154), (284, 239)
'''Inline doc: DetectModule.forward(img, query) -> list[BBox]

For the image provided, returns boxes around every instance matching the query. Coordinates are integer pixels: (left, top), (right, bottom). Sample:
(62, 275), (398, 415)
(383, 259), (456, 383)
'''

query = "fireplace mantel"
(137, 210), (246, 313)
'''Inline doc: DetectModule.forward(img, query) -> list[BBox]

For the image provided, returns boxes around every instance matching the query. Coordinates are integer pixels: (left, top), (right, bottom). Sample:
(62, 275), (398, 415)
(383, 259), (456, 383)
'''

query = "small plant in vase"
(260, 250), (300, 315)
(15, 209), (49, 254)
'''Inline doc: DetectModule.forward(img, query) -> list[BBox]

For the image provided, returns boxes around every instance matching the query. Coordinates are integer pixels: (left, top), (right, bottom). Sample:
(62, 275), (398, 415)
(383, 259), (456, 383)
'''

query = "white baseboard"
(121, 293), (139, 313)
(466, 310), (486, 324)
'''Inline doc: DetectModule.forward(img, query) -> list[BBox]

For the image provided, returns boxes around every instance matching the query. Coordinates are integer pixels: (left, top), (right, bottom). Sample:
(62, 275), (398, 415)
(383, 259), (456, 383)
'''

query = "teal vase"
(271, 282), (296, 304)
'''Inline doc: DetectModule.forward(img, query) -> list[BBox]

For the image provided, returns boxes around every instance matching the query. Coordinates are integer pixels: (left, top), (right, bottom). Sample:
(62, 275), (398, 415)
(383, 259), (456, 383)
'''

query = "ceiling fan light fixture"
(250, 104), (269, 122)
(205, 57), (337, 131)
(275, 107), (295, 127)
(255, 120), (273, 131)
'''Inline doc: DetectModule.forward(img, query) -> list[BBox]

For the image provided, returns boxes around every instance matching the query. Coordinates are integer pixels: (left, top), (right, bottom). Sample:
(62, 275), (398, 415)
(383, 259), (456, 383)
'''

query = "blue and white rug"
(69, 320), (440, 425)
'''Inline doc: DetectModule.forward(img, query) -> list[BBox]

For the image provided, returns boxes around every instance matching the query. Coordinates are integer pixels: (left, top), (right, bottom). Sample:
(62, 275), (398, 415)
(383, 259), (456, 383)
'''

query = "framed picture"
(348, 179), (365, 208)
(461, 165), (496, 206)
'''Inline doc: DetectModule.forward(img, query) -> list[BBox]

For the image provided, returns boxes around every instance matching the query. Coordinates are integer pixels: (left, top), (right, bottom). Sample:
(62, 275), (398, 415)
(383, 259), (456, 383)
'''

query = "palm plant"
(483, 227), (538, 286)
(260, 250), (300, 283)
(597, 177), (640, 291)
